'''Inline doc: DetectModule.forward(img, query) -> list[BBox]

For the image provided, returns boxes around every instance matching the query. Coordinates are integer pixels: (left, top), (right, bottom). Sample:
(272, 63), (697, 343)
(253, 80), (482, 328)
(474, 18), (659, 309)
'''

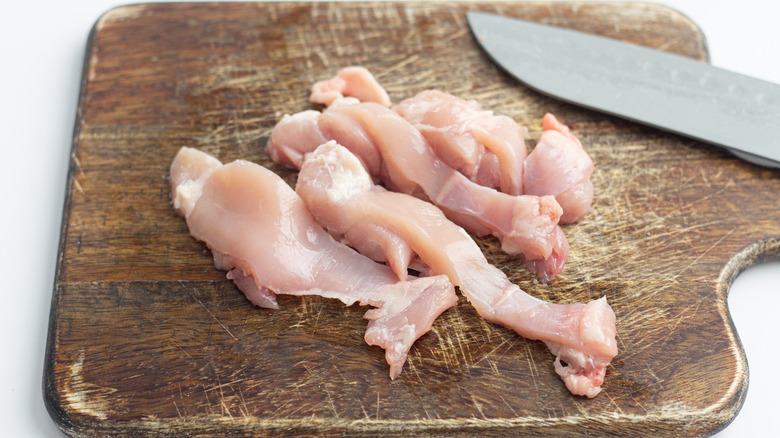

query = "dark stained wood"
(44, 2), (779, 436)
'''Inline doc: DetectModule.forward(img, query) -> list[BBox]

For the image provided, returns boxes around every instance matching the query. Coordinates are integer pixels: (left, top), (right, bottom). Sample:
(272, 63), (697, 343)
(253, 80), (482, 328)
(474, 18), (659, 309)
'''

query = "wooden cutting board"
(43, 2), (780, 436)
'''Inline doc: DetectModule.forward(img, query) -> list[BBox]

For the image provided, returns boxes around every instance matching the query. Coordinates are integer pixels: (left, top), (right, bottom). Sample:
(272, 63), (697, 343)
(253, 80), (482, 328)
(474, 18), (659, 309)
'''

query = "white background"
(1, 1), (777, 436)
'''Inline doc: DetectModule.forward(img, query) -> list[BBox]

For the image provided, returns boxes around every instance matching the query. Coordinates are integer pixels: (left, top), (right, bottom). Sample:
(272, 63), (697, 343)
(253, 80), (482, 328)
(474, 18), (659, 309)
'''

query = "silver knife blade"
(466, 11), (780, 169)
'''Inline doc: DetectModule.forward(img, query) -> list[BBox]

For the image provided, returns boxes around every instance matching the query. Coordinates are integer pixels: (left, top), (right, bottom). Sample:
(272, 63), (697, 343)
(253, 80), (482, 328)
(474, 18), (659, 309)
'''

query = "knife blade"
(466, 11), (780, 169)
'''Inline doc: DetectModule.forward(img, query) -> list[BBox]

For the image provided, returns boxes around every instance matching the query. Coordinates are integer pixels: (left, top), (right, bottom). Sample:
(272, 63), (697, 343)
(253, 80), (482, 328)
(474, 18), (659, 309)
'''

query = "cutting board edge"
(712, 237), (780, 427)
(643, 0), (712, 63)
(41, 5), (105, 434)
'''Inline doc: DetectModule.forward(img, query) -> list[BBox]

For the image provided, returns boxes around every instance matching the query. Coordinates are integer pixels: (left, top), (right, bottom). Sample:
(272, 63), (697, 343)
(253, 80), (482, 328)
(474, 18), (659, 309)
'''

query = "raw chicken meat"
(392, 89), (528, 196)
(524, 114), (594, 224)
(296, 141), (617, 398)
(170, 146), (458, 379)
(310, 66), (391, 108)
(267, 102), (569, 281)
(310, 67), (594, 223)
(392, 93), (594, 224)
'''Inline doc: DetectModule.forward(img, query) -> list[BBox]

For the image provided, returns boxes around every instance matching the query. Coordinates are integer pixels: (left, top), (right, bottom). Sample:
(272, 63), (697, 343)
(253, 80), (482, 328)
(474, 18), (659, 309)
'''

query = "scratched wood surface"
(43, 2), (780, 437)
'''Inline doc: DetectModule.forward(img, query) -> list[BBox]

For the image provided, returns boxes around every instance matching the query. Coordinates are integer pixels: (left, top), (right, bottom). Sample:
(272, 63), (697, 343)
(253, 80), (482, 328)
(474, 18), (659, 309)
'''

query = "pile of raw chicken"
(170, 67), (617, 398)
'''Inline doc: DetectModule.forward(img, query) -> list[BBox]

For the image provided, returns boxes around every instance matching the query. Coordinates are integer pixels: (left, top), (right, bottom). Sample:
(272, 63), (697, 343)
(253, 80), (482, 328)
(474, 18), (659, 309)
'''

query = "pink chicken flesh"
(392, 89), (528, 196)
(295, 141), (617, 398)
(308, 67), (594, 224)
(267, 102), (569, 281)
(169, 146), (458, 379)
(310, 66), (391, 108)
(524, 114), (594, 224)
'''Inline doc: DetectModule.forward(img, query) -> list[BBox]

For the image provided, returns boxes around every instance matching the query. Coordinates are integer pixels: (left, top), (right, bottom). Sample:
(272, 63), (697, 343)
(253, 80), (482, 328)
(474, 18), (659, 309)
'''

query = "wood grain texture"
(43, 2), (779, 436)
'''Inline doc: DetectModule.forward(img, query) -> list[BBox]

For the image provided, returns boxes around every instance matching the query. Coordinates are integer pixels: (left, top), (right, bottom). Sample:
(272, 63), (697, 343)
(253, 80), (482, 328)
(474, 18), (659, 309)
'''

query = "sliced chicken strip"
(310, 66), (391, 107)
(266, 110), (328, 171)
(524, 114), (594, 224)
(296, 142), (617, 398)
(393, 89), (528, 196)
(170, 147), (457, 379)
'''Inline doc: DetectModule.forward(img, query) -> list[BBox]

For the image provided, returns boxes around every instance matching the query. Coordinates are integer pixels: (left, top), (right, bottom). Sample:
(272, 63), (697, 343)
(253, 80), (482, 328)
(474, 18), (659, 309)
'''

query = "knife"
(466, 11), (780, 169)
